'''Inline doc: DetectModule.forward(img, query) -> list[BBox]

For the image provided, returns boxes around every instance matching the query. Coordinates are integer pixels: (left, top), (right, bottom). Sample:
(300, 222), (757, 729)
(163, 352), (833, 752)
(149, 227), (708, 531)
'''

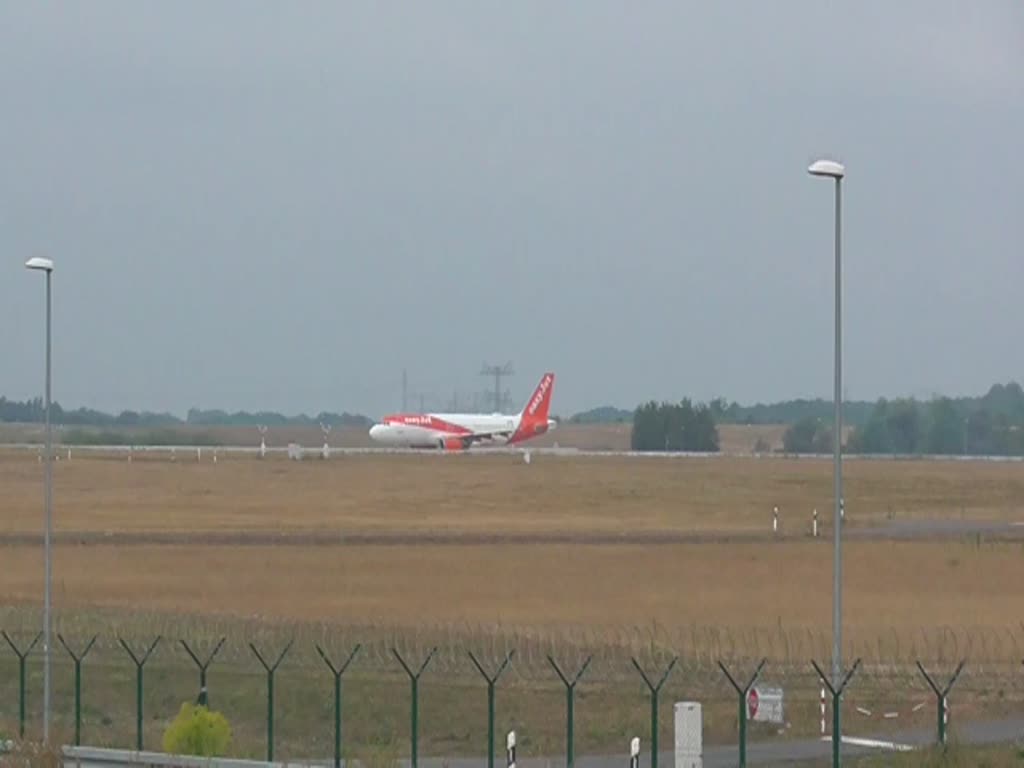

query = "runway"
(1, 518), (1021, 548)
(4, 441), (1024, 462)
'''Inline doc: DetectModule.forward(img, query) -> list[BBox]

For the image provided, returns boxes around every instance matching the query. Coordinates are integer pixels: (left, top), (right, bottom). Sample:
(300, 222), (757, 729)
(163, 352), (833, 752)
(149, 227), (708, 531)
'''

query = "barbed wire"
(2, 606), (1022, 697)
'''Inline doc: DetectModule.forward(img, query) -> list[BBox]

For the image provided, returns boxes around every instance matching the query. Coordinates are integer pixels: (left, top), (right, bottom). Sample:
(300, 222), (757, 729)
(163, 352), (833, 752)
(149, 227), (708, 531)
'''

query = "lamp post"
(25, 255), (54, 743)
(807, 159), (844, 688)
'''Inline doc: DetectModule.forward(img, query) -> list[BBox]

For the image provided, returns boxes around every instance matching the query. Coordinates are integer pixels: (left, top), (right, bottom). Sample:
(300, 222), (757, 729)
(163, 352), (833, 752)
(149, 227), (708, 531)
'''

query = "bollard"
(506, 730), (516, 768)
(813, 508), (819, 538)
(629, 737), (640, 768)
(773, 506), (779, 534)
(820, 686), (826, 735)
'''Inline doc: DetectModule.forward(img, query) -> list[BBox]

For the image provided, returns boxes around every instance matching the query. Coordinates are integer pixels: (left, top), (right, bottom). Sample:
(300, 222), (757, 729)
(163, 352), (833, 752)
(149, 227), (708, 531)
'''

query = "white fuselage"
(369, 412), (522, 448)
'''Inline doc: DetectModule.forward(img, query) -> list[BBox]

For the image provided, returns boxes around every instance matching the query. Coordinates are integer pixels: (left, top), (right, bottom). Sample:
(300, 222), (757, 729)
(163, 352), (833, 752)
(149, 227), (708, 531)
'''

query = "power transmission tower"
(480, 362), (514, 413)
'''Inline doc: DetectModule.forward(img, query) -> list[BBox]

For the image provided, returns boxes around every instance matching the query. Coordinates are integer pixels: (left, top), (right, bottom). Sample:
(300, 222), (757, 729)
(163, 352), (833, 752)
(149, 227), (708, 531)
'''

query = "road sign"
(748, 686), (784, 724)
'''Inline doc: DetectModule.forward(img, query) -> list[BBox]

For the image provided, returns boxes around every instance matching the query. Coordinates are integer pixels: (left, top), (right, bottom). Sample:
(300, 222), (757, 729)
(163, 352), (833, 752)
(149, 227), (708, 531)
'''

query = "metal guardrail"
(0, 744), (331, 768)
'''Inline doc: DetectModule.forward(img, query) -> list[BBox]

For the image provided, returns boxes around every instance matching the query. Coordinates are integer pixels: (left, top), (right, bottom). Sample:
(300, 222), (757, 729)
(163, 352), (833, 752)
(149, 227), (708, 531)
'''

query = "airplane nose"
(369, 424), (384, 439)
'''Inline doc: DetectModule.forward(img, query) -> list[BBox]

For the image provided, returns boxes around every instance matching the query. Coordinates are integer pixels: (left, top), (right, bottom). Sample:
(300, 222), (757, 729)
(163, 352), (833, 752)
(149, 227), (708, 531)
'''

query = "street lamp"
(807, 158), (845, 689)
(25, 255), (54, 743)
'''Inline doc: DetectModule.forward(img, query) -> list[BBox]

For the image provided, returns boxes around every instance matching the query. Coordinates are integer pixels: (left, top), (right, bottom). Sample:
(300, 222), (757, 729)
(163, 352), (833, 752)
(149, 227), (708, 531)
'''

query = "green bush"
(162, 703), (232, 757)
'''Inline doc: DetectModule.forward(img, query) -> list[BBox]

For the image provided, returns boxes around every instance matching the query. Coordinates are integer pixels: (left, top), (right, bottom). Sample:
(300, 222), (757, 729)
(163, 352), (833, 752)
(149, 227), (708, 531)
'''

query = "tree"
(783, 417), (833, 454)
(926, 398), (963, 455)
(848, 399), (891, 454)
(686, 402), (720, 451)
(783, 417), (818, 453)
(886, 399), (924, 454)
(630, 401), (664, 451)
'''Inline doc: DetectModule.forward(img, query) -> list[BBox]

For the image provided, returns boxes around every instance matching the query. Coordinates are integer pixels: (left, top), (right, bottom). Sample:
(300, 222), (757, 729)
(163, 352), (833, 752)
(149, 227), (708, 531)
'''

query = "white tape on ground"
(821, 736), (914, 752)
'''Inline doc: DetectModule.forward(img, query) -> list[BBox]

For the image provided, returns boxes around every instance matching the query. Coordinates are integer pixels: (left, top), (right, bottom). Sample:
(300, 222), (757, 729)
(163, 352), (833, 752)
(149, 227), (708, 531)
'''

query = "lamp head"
(807, 159), (845, 179)
(25, 256), (54, 272)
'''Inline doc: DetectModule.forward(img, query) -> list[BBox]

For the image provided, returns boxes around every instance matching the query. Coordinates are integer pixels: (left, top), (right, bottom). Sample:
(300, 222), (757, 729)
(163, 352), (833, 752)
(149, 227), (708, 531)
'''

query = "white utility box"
(674, 701), (702, 768)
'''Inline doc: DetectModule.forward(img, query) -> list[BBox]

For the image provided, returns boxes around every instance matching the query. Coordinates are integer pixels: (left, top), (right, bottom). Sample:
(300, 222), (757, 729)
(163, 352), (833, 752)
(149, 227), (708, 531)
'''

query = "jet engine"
(438, 437), (468, 451)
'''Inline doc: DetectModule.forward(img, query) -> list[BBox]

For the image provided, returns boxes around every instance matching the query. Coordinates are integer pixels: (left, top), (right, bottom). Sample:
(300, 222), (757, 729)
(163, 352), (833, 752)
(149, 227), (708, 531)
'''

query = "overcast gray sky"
(2, 2), (1021, 419)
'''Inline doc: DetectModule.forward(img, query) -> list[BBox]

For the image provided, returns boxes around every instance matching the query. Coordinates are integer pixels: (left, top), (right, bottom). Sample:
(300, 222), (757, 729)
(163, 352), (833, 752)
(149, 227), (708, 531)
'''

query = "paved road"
(399, 715), (1024, 767)
(64, 716), (1015, 767)
(2, 518), (1023, 548)
(392, 717), (1024, 767)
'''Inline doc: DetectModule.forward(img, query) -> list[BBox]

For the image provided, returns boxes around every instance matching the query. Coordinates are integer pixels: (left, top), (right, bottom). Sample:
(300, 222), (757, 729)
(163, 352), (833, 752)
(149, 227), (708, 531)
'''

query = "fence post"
(250, 639), (293, 762)
(57, 634), (97, 746)
(916, 659), (965, 747)
(811, 658), (861, 768)
(118, 636), (161, 751)
(393, 647), (437, 768)
(316, 644), (361, 768)
(718, 658), (766, 768)
(547, 654), (592, 768)
(630, 656), (678, 768)
(2, 631), (41, 739)
(179, 637), (226, 708)
(468, 650), (515, 768)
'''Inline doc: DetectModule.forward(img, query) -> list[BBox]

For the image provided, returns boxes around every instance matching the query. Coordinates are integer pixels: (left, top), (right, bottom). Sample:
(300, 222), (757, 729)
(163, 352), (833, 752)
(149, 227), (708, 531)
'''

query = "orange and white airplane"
(368, 372), (556, 451)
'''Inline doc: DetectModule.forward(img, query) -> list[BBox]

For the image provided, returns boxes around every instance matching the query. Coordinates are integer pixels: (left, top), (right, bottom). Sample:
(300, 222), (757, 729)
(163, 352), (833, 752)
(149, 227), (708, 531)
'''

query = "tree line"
(783, 382), (1024, 456)
(630, 400), (720, 452)
(0, 397), (371, 429)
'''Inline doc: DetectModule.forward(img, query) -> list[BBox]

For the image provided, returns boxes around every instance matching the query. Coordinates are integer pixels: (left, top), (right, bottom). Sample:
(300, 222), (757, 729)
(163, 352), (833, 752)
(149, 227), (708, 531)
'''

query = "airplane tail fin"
(519, 372), (555, 426)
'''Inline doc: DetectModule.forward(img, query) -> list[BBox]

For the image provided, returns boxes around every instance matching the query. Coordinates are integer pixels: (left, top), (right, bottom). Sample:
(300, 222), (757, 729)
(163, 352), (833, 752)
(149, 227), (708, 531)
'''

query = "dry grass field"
(1, 449), (1023, 639)
(1, 447), (1024, 758)
(2, 449), (1022, 538)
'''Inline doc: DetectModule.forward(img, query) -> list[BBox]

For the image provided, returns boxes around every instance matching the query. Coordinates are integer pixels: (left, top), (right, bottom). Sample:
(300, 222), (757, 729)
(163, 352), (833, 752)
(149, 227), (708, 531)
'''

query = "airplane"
(368, 372), (556, 451)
